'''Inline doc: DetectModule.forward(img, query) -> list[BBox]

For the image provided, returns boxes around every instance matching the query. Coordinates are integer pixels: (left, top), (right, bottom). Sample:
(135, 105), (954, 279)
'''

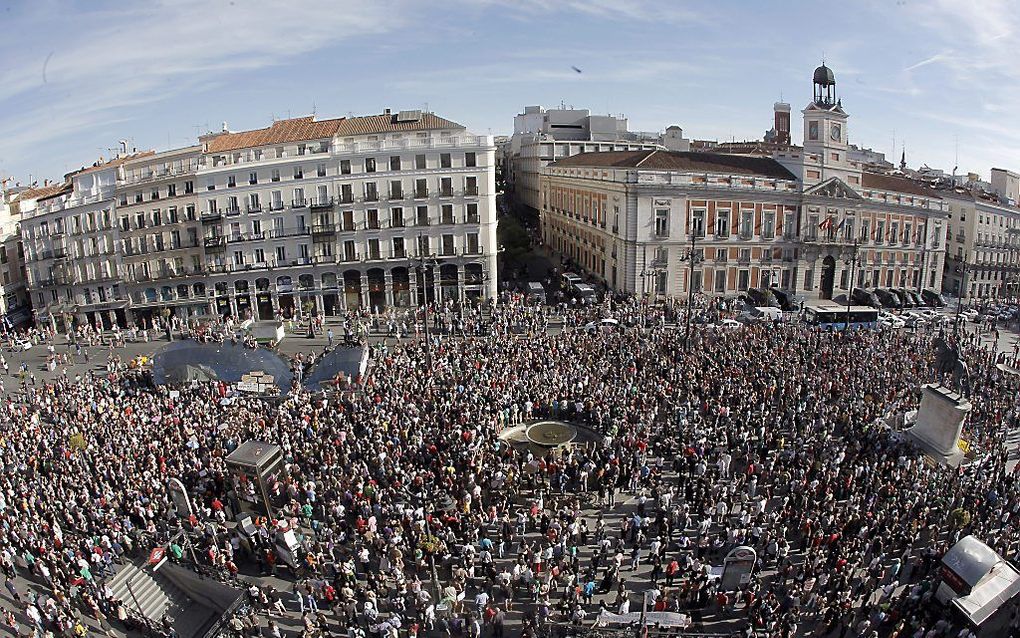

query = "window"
(340, 160), (351, 175)
(441, 205), (454, 224)
(654, 209), (669, 238)
(415, 178), (428, 198)
(151, 188), (160, 200)
(465, 176), (478, 196)
(738, 269), (750, 291)
(415, 154), (426, 170)
(391, 208), (404, 228)
(739, 211), (753, 239)
(340, 184), (353, 203)
(206, 177), (216, 191)
(365, 157), (376, 173)
(876, 220), (886, 243)
(467, 232), (479, 254)
(860, 219), (870, 242)
(392, 237), (405, 258)
(293, 188), (305, 207)
(293, 166), (303, 179)
(690, 209), (705, 238)
(248, 193), (261, 212)
(249, 172), (258, 185)
(271, 190), (283, 210)
(367, 209), (380, 229)
(271, 169), (280, 182)
(317, 163), (326, 178)
(440, 153), (451, 168)
(228, 175), (236, 188)
(297, 144), (306, 156)
(342, 210), (355, 231)
(299, 244), (309, 258)
(184, 180), (194, 194)
(390, 156), (401, 171)
(227, 196), (239, 213)
(254, 248), (265, 264)
(714, 270), (727, 293)
(417, 206), (429, 226)
(343, 240), (357, 261)
(466, 203), (479, 224)
(762, 212), (775, 239)
(808, 121), (819, 141)
(207, 198), (218, 213)
(365, 182), (378, 202)
(715, 211), (730, 237)
(465, 152), (476, 167)
(167, 184), (177, 197)
(368, 238), (381, 260)
(276, 246), (286, 262)
(389, 180), (403, 200)
(442, 234), (455, 255)
(440, 177), (453, 197)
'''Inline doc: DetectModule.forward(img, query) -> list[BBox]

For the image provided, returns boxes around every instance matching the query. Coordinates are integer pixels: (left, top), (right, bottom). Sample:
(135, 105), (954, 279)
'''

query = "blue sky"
(0, 0), (1015, 184)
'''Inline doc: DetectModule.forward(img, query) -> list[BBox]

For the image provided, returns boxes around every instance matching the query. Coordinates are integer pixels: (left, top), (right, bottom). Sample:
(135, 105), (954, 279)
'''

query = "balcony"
(462, 245), (483, 256)
(201, 210), (222, 223)
(269, 201), (285, 211)
(339, 193), (355, 204)
(388, 190), (404, 201)
(414, 188), (429, 199)
(738, 231), (753, 240)
(35, 278), (55, 287)
(312, 224), (337, 238)
(390, 218), (406, 228)
(312, 254), (336, 264)
(465, 213), (480, 224)
(465, 186), (479, 197)
(292, 198), (307, 208)
(439, 188), (454, 198)
(225, 206), (241, 217)
(310, 197), (334, 210)
(440, 215), (456, 226)
(392, 248), (407, 259)
(247, 204), (262, 214)
(268, 227), (310, 239)
(339, 252), (361, 263)
(416, 217), (431, 227)
(364, 193), (379, 203)
(204, 237), (226, 252)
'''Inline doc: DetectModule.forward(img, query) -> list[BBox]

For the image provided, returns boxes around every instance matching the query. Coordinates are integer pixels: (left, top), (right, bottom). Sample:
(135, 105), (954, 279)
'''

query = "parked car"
(875, 288), (902, 309)
(878, 311), (905, 329)
(852, 288), (882, 308)
(892, 289), (916, 308)
(921, 289), (947, 307)
(715, 318), (742, 329)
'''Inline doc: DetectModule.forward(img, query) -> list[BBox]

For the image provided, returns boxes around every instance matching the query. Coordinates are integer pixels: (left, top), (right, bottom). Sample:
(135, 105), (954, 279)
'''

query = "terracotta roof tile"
(862, 172), (941, 198)
(205, 116), (345, 153)
(337, 113), (464, 137)
(551, 149), (796, 180)
(19, 182), (71, 202)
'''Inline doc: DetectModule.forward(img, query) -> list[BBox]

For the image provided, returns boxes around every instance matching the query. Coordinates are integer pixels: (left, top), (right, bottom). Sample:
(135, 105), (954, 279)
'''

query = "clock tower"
(799, 64), (857, 187)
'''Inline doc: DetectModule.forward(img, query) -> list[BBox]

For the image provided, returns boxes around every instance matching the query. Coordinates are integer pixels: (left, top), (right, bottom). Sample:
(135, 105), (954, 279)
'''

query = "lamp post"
(678, 232), (703, 350)
(415, 233), (439, 371)
(955, 253), (969, 332)
(916, 227), (928, 295)
(843, 238), (860, 330)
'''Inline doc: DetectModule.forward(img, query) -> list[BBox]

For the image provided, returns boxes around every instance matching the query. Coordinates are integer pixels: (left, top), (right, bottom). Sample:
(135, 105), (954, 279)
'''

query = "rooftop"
(861, 172), (941, 198)
(551, 149), (797, 180)
(337, 112), (464, 137)
(17, 182), (71, 202)
(205, 116), (346, 153)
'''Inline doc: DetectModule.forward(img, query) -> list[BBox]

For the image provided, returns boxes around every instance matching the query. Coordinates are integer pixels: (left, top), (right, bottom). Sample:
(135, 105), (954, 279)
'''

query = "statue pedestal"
(905, 383), (971, 467)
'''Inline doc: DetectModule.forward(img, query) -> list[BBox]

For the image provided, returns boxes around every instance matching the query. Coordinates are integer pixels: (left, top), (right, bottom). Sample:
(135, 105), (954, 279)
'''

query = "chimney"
(222, 121), (229, 133)
(384, 108), (391, 115)
(119, 140), (128, 156)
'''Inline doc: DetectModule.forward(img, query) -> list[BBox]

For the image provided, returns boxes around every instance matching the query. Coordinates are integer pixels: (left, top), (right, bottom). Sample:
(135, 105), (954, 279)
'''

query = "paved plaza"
(0, 291), (1017, 638)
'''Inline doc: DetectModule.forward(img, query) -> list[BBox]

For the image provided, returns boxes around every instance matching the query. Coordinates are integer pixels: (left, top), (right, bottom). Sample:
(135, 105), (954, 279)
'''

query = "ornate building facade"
(540, 66), (947, 302)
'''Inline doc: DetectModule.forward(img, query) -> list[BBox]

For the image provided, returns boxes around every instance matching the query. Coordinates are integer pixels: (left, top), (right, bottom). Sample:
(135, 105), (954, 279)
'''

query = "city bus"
(803, 302), (879, 330)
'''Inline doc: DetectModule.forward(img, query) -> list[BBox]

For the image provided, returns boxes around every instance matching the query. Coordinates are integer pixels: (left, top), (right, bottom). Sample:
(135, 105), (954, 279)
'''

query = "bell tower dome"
(813, 64), (837, 105)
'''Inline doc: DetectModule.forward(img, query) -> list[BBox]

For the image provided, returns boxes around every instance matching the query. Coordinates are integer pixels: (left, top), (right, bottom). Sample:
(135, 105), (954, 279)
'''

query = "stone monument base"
(904, 383), (971, 468)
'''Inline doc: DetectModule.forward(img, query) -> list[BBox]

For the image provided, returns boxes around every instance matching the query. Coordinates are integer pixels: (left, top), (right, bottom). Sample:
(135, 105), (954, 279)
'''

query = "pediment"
(804, 176), (863, 200)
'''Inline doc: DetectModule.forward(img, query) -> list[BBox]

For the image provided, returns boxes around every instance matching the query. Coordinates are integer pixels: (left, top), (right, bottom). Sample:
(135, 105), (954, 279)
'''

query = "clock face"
(830, 124), (841, 141)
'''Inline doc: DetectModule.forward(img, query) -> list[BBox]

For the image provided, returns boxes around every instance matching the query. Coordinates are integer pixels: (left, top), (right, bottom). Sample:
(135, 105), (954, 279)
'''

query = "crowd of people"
(0, 294), (1016, 638)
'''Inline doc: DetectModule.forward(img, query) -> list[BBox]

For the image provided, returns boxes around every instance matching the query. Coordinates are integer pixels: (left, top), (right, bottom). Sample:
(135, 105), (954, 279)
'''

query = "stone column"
(384, 272), (395, 308)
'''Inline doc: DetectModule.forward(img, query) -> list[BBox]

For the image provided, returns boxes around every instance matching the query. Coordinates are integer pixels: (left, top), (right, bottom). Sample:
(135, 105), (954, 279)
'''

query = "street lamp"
(843, 238), (860, 330)
(955, 253), (969, 331)
(677, 232), (704, 350)
(415, 233), (439, 372)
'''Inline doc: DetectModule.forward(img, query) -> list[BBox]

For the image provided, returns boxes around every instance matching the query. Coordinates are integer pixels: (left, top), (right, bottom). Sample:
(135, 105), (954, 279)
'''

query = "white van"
(738, 306), (782, 324)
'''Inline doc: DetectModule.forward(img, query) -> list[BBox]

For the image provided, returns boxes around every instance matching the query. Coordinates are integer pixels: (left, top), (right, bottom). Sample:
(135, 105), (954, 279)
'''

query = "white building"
(17, 110), (498, 328)
(19, 155), (141, 329)
(507, 105), (668, 213)
(540, 65), (948, 302)
(0, 186), (30, 326)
